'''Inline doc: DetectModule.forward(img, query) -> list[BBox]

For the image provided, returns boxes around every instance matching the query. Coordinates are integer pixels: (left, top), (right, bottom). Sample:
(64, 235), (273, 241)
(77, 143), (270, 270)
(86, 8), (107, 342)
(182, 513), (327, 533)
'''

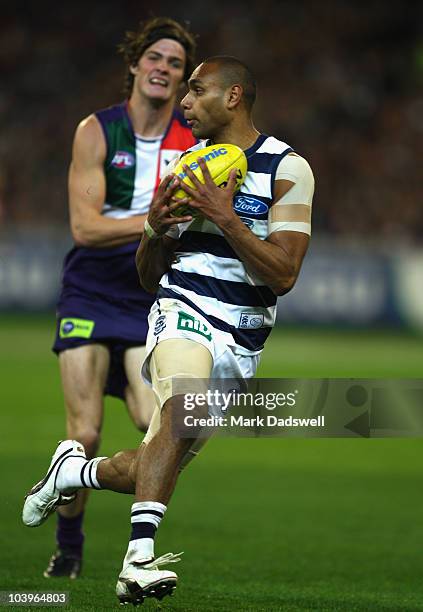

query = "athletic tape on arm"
(268, 154), (314, 236)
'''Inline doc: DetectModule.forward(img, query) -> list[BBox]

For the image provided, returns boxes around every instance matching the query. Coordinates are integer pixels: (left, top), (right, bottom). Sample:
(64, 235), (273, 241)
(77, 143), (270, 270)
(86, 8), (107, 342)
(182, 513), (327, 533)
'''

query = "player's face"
(131, 38), (186, 104)
(181, 63), (230, 139)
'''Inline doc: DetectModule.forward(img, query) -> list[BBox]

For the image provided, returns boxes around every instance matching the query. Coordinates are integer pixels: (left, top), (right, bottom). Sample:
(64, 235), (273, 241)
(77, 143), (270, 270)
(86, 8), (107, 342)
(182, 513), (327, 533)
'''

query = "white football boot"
(22, 440), (86, 527)
(116, 552), (183, 605)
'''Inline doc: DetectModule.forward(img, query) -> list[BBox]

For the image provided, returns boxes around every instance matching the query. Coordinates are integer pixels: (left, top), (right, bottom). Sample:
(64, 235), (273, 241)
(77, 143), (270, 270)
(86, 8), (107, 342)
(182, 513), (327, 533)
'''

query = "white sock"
(56, 456), (107, 491)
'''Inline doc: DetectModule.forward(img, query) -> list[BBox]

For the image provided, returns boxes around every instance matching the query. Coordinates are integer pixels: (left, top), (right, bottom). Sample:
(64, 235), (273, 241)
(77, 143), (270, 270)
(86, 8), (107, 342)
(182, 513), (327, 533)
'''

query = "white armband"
(269, 154), (314, 236)
(144, 219), (159, 239)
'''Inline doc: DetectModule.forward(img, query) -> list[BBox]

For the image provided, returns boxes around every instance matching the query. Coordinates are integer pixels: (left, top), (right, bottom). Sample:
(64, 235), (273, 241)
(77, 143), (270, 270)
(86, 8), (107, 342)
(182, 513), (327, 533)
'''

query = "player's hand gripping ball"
(171, 144), (247, 217)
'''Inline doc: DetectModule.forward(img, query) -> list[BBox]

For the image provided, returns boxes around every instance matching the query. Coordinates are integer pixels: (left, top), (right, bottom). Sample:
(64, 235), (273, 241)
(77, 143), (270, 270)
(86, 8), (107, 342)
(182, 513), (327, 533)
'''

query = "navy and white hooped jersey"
(158, 134), (293, 353)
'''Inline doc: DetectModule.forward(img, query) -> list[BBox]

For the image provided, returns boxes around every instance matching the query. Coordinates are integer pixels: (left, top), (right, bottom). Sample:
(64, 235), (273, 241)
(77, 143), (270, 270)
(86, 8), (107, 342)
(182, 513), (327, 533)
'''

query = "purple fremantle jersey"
(60, 103), (196, 304)
(53, 102), (197, 397)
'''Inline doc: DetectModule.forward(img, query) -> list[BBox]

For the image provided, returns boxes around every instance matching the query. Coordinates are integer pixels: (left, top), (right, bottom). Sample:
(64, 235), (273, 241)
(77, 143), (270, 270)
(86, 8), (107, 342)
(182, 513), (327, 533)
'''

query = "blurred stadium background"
(1, 1), (423, 610)
(1, 0), (423, 329)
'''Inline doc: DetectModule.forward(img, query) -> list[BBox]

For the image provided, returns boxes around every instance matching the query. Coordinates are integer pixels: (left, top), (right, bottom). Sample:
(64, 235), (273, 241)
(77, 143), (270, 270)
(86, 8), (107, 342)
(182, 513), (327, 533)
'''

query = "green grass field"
(1, 315), (423, 611)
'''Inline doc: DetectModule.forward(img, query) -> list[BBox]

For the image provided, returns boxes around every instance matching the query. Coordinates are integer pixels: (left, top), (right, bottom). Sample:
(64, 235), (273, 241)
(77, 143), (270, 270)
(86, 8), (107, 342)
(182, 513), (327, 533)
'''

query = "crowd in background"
(1, 0), (422, 242)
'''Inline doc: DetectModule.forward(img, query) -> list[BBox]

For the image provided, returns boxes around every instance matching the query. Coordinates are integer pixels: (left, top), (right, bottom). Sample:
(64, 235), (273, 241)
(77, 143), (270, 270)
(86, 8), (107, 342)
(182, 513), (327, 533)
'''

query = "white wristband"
(144, 219), (159, 240)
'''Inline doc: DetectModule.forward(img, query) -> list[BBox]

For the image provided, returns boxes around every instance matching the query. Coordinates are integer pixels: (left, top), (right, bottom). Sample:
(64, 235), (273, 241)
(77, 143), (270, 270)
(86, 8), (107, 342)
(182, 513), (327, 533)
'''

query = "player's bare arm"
(69, 115), (147, 248)
(135, 173), (192, 293)
(178, 156), (311, 296)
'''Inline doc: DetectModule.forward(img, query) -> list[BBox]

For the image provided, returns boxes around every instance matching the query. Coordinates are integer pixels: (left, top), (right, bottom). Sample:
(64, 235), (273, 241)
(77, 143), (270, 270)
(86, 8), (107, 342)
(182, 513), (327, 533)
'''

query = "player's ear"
(129, 63), (139, 76)
(226, 85), (243, 110)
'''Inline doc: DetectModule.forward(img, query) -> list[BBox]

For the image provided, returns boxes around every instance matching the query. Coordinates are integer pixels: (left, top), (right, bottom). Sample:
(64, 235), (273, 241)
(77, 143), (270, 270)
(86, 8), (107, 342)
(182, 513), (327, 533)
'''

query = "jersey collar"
(205, 133), (267, 157)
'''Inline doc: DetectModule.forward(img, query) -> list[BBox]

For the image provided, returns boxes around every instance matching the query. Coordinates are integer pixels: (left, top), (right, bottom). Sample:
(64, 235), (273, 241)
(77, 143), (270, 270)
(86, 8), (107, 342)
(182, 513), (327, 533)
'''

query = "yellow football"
(170, 143), (248, 217)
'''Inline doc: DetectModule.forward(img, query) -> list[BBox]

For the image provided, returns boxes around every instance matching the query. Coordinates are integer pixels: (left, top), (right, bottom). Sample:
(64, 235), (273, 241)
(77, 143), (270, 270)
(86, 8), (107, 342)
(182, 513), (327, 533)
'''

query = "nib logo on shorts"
(177, 311), (212, 341)
(59, 318), (95, 339)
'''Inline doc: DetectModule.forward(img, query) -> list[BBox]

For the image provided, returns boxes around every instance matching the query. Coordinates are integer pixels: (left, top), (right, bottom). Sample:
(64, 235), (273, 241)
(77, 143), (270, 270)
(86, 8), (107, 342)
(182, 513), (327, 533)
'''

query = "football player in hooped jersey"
(23, 57), (314, 604)
(45, 18), (197, 578)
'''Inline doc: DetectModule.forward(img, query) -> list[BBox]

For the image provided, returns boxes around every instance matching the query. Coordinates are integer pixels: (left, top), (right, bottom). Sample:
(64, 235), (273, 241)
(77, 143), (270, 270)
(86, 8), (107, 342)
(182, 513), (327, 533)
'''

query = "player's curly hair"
(118, 17), (197, 96)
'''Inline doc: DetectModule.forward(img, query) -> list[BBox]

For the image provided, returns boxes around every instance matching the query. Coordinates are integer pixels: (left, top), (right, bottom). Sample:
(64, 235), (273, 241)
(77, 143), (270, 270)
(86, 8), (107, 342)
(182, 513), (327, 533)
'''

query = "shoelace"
(137, 552), (184, 570)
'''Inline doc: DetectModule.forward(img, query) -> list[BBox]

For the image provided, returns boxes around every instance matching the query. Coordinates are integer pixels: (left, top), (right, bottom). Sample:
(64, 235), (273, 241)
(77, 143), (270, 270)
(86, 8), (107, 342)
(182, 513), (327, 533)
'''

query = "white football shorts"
(141, 297), (261, 466)
(142, 297), (261, 408)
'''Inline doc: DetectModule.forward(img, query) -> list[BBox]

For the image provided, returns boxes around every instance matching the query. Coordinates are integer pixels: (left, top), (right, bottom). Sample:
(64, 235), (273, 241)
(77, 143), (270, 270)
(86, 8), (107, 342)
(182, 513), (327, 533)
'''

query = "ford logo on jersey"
(111, 151), (135, 169)
(234, 196), (268, 216)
